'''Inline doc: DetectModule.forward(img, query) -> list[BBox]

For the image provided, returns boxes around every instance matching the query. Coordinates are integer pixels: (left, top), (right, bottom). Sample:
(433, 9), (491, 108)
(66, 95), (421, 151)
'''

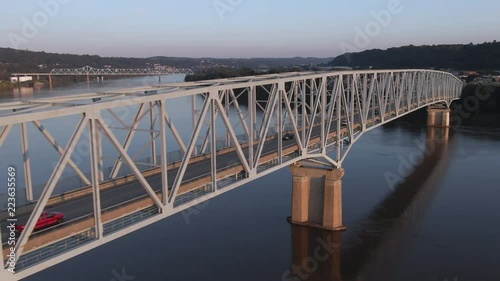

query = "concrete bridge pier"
(427, 107), (451, 127)
(290, 164), (346, 231)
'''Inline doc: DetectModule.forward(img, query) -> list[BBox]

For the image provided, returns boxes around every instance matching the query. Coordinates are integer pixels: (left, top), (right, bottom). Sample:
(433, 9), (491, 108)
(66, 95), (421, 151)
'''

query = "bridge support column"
(427, 107), (450, 128)
(292, 175), (310, 223)
(290, 164), (346, 231)
(323, 169), (344, 230)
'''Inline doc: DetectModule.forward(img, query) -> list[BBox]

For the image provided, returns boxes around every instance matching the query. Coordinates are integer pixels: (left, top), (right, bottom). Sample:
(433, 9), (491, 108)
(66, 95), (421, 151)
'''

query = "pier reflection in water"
(286, 127), (452, 281)
(288, 226), (343, 281)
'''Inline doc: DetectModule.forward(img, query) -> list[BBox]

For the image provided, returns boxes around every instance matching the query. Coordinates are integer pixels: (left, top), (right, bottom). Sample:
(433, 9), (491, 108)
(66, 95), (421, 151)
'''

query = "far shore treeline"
(184, 68), (500, 115)
(326, 41), (500, 70)
(2, 41), (500, 113)
(185, 67), (320, 109)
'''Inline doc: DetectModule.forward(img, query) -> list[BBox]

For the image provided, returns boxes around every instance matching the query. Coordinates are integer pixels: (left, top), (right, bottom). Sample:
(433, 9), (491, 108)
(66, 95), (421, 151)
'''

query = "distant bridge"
(47, 66), (194, 76)
(0, 69), (463, 280)
(12, 66), (195, 87)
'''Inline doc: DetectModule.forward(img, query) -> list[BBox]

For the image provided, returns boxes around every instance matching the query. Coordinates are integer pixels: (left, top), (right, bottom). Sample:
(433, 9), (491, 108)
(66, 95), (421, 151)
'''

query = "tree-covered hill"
(0, 47), (331, 80)
(327, 41), (500, 70)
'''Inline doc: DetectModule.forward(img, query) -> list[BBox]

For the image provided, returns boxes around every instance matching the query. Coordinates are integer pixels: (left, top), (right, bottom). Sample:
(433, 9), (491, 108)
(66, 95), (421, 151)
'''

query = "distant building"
(332, 66), (353, 71)
(462, 71), (479, 76)
(10, 76), (32, 83)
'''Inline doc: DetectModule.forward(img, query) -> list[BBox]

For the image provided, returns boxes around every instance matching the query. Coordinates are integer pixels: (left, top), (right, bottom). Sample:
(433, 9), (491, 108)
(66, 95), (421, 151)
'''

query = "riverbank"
(0, 74), (188, 101)
(462, 84), (499, 111)
(0, 81), (14, 92)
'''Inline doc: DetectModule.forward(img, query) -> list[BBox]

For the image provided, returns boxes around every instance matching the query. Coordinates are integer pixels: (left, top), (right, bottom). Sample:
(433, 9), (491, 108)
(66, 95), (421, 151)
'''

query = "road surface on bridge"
(1, 114), (354, 244)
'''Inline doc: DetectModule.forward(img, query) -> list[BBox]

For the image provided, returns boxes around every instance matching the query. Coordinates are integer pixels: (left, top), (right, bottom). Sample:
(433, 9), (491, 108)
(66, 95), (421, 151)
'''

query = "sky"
(0, 0), (499, 58)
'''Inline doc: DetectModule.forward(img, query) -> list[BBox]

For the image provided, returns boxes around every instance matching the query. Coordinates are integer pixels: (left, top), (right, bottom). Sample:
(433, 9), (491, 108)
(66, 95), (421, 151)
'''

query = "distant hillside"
(327, 41), (500, 70)
(184, 66), (307, 82)
(0, 47), (332, 80)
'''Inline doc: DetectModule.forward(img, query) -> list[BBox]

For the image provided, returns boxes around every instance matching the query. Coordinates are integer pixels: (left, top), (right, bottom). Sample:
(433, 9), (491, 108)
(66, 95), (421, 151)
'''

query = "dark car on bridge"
(282, 133), (294, 140)
(15, 211), (65, 233)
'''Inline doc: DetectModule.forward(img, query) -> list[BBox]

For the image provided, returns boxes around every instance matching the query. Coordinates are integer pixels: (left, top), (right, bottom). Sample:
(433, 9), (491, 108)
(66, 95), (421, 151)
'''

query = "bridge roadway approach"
(2, 106), (389, 260)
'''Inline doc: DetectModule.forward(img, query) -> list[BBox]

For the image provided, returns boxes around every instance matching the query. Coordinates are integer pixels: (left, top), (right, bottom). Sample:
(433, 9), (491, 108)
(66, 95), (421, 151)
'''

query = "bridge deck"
(0, 69), (463, 279)
(3, 106), (405, 263)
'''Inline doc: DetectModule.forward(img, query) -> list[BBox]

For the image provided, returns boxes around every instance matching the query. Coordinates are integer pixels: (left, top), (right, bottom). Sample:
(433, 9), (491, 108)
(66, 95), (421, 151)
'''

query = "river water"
(2, 77), (499, 281)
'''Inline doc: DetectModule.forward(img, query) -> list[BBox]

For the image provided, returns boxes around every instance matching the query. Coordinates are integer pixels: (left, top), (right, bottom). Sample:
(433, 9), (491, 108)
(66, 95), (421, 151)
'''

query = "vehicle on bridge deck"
(282, 133), (295, 140)
(15, 211), (65, 232)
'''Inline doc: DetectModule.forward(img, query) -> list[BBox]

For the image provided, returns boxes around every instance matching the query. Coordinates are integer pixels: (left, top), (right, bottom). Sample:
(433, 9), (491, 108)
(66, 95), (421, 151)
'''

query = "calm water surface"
(0, 74), (185, 101)
(5, 79), (499, 281)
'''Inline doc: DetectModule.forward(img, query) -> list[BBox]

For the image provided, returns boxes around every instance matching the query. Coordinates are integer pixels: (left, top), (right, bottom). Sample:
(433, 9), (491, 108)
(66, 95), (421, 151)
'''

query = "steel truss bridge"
(0, 69), (463, 280)
(12, 66), (194, 76)
(11, 66), (194, 85)
(47, 66), (195, 76)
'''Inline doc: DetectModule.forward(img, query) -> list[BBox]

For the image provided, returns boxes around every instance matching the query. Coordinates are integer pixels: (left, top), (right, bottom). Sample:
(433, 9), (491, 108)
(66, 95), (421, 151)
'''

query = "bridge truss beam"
(0, 70), (463, 280)
(49, 66), (195, 76)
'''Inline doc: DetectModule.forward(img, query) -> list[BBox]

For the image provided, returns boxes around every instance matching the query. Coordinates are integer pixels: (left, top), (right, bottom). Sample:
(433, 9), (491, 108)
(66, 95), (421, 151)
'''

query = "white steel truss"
(50, 66), (194, 76)
(12, 66), (194, 77)
(0, 70), (463, 280)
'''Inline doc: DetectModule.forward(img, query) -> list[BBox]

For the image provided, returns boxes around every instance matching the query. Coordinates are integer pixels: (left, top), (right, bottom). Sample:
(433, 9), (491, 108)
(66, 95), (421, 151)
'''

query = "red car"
(15, 211), (65, 232)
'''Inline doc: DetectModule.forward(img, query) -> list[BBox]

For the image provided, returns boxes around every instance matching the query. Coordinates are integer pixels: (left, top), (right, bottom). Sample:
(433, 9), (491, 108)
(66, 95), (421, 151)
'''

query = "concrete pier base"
(427, 107), (450, 127)
(290, 164), (346, 231)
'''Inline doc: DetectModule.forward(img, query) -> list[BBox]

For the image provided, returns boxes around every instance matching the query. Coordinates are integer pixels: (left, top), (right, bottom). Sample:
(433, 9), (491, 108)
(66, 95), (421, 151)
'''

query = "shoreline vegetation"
(325, 41), (500, 70)
(0, 47), (331, 81)
(0, 81), (14, 92)
(185, 67), (312, 107)
(462, 84), (500, 113)
(186, 69), (500, 113)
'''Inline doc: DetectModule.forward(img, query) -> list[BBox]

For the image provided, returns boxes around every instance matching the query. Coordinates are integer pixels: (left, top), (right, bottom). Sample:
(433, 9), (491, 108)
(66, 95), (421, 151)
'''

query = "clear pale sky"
(0, 0), (498, 58)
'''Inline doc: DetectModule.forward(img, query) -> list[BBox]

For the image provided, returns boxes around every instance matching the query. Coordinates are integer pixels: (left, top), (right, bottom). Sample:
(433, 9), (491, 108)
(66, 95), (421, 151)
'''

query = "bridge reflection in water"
(286, 127), (452, 281)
